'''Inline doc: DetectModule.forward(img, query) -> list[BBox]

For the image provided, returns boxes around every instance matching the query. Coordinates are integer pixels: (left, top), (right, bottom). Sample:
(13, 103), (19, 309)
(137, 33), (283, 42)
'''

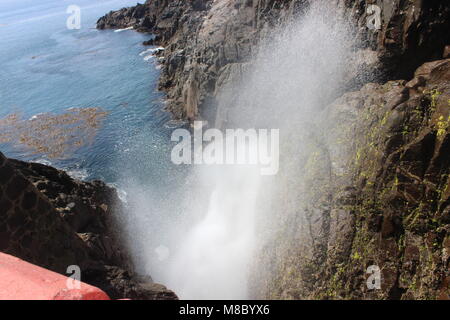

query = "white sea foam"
(139, 48), (153, 56)
(33, 159), (88, 181)
(143, 54), (154, 61)
(140, 47), (164, 55)
(164, 119), (188, 129)
(152, 47), (165, 53)
(107, 182), (128, 204)
(140, 47), (165, 62)
(114, 26), (134, 33)
(34, 158), (52, 166)
(29, 113), (45, 121)
(66, 168), (89, 181)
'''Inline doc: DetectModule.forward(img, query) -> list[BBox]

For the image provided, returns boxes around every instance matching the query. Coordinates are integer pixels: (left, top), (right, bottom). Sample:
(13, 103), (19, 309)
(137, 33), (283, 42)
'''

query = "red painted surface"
(0, 252), (110, 300)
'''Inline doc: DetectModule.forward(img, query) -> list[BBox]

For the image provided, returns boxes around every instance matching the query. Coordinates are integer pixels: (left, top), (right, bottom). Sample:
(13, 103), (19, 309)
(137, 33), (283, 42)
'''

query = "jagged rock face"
(97, 0), (309, 120)
(0, 152), (177, 300)
(97, 3), (149, 31)
(257, 58), (449, 300)
(97, 0), (449, 122)
(340, 0), (450, 80)
(0, 152), (89, 273)
(6, 158), (129, 269)
(340, 58), (450, 300)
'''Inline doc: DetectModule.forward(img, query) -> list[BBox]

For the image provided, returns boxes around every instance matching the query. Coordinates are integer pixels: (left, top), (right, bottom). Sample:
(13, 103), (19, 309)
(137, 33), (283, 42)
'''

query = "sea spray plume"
(244, 2), (358, 298)
(167, 159), (262, 299)
(162, 1), (357, 299)
(121, 1), (358, 299)
(220, 1), (355, 130)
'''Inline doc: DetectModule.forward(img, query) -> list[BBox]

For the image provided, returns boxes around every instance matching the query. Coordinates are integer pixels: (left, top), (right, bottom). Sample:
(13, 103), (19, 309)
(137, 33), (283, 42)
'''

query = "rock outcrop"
(325, 57), (450, 300)
(0, 152), (177, 300)
(97, 0), (450, 122)
(255, 57), (450, 300)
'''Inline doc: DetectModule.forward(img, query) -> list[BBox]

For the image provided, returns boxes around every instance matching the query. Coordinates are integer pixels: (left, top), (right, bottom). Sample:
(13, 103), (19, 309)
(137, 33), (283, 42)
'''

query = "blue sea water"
(0, 0), (186, 190)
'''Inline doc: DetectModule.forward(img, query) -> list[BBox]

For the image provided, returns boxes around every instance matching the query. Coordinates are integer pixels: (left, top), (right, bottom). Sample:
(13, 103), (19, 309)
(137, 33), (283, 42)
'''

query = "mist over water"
(122, 2), (356, 299)
(168, 162), (262, 299)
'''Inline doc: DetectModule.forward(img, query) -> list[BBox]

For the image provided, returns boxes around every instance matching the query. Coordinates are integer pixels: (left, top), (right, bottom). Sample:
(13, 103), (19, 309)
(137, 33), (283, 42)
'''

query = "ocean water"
(0, 0), (186, 187)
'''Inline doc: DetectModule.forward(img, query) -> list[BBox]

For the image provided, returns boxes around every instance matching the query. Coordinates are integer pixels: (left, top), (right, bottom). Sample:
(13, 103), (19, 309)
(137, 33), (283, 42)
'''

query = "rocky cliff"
(0, 152), (177, 300)
(97, 0), (449, 300)
(255, 56), (450, 300)
(98, 0), (450, 122)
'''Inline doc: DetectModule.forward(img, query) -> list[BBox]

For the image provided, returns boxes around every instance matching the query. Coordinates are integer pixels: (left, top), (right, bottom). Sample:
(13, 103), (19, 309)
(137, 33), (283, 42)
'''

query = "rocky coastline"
(96, 0), (450, 299)
(0, 152), (177, 300)
(0, 0), (448, 300)
(97, 0), (450, 122)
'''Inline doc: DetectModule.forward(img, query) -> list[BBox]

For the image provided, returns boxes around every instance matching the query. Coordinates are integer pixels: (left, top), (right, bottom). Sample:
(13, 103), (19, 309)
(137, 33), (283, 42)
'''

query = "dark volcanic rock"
(264, 59), (450, 300)
(0, 152), (177, 300)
